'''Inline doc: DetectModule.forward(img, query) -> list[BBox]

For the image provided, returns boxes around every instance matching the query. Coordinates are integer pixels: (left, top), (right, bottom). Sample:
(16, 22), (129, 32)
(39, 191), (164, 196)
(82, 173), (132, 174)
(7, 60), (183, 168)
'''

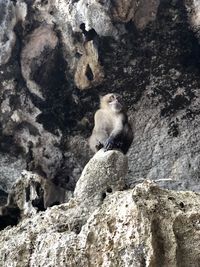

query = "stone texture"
(186, 0), (200, 39)
(0, 150), (127, 230)
(1, 180), (200, 266)
(0, 153), (25, 194)
(1, 4), (200, 266)
(74, 149), (128, 206)
(0, 0), (27, 65)
(126, 85), (200, 191)
(1, 0), (200, 196)
(74, 40), (104, 90)
(111, 0), (160, 30)
(21, 25), (58, 99)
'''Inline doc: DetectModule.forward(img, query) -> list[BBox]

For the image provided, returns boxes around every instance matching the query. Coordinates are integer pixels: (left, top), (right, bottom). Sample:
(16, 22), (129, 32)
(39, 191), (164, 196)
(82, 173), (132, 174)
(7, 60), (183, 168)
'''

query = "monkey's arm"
(104, 115), (125, 151)
(89, 110), (110, 152)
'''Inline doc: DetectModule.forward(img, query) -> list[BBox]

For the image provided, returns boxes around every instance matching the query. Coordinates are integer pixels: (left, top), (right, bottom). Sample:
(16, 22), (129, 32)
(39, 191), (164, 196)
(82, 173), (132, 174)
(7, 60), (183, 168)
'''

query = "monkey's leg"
(96, 141), (104, 150)
(104, 135), (124, 152)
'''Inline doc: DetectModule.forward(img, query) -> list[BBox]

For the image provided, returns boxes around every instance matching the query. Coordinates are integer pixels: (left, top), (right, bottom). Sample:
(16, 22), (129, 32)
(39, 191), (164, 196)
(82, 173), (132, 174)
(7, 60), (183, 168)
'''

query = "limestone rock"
(74, 40), (104, 90)
(0, 150), (127, 231)
(0, 153), (26, 194)
(1, 180), (200, 266)
(126, 84), (200, 191)
(0, 170), (68, 230)
(111, 0), (160, 30)
(186, 0), (200, 39)
(9, 171), (66, 215)
(74, 149), (128, 206)
(0, 0), (27, 65)
(21, 25), (58, 99)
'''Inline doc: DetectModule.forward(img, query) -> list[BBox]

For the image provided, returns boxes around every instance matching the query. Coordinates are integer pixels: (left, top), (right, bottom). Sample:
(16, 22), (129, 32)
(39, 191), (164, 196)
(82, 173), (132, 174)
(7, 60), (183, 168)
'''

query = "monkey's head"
(100, 93), (124, 113)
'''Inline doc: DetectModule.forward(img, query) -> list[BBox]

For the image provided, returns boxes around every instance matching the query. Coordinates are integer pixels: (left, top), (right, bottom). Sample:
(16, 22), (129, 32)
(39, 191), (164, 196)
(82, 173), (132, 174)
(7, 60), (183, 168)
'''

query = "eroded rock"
(74, 40), (104, 90)
(1, 180), (200, 266)
(21, 25), (58, 99)
(111, 0), (160, 30)
(0, 0), (27, 65)
(74, 149), (128, 206)
(0, 170), (67, 230)
(186, 0), (200, 39)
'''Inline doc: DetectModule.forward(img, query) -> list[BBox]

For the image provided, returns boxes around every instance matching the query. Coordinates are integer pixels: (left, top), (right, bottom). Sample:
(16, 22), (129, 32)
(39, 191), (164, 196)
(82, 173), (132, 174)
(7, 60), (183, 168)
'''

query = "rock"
(74, 149), (128, 206)
(0, 0), (27, 65)
(11, 171), (66, 214)
(1, 180), (200, 266)
(126, 84), (200, 191)
(0, 153), (26, 194)
(111, 0), (160, 30)
(0, 150), (127, 231)
(0, 170), (68, 230)
(186, 0), (200, 39)
(74, 40), (104, 90)
(21, 25), (58, 99)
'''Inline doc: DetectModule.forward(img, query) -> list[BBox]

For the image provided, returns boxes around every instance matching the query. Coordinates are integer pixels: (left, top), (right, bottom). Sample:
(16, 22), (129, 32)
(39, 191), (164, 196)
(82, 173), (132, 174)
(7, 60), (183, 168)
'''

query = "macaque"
(89, 93), (133, 154)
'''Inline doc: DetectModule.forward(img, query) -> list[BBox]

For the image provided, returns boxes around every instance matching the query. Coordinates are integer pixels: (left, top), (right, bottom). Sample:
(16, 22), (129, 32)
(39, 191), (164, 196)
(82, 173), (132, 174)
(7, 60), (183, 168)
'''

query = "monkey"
(89, 93), (133, 154)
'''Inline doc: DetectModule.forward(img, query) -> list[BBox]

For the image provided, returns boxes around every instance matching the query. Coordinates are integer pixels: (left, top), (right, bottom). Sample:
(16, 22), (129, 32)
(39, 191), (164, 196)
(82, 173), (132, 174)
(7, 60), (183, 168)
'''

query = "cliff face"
(1, 151), (200, 267)
(1, 0), (200, 195)
(1, 0), (200, 265)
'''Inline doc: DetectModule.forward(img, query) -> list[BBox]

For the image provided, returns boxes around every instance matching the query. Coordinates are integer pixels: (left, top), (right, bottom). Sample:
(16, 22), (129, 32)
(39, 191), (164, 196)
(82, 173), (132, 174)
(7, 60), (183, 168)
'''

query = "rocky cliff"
(1, 150), (200, 267)
(1, 0), (200, 266)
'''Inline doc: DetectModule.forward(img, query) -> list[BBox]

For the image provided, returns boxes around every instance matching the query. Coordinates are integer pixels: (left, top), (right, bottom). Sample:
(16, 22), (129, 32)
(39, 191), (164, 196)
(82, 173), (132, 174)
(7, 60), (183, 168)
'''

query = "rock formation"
(1, 0), (200, 265)
(1, 151), (200, 266)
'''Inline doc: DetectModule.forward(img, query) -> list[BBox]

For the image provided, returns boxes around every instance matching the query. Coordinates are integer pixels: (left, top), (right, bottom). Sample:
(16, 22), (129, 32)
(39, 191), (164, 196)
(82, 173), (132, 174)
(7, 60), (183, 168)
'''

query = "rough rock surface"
(74, 40), (104, 90)
(1, 179), (200, 267)
(1, 1), (200, 264)
(21, 24), (58, 99)
(1, 0), (200, 196)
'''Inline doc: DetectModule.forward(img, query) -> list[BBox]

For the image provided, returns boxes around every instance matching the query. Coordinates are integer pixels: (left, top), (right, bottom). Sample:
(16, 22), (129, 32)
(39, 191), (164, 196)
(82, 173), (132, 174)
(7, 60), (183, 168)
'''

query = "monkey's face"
(108, 94), (123, 113)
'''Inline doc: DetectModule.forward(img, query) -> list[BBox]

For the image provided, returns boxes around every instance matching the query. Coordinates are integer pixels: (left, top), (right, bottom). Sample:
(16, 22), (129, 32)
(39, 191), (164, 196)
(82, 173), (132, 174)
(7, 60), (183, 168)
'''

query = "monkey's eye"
(109, 95), (115, 102)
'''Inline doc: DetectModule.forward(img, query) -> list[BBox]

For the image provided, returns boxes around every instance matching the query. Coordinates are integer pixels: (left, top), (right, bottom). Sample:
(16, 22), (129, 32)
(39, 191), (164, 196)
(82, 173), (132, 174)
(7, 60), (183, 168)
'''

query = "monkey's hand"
(104, 136), (115, 151)
(96, 141), (104, 150)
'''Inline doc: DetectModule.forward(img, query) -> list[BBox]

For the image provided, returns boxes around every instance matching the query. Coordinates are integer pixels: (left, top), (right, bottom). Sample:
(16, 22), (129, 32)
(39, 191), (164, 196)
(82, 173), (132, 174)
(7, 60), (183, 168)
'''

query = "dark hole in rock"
(0, 206), (20, 230)
(179, 202), (184, 209)
(125, 20), (138, 36)
(74, 223), (82, 235)
(85, 64), (94, 81)
(0, 189), (8, 206)
(31, 182), (45, 211)
(42, 0), (48, 4)
(49, 201), (60, 207)
(106, 187), (112, 193)
(101, 192), (106, 201)
(25, 185), (30, 202)
(32, 198), (45, 211)
(35, 182), (44, 196)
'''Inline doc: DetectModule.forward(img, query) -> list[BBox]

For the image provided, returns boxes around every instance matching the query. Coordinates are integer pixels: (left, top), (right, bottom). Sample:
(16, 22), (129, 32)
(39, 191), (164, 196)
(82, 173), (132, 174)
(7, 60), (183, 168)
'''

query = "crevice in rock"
(151, 218), (165, 266)
(85, 64), (94, 81)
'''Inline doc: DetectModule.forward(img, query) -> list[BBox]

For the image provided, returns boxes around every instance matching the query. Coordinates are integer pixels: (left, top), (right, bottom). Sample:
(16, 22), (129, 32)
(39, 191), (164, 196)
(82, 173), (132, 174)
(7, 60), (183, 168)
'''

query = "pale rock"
(21, 25), (58, 99)
(111, 0), (160, 29)
(1, 180), (200, 266)
(74, 40), (104, 90)
(186, 0), (200, 37)
(74, 149), (128, 206)
(0, 0), (27, 65)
